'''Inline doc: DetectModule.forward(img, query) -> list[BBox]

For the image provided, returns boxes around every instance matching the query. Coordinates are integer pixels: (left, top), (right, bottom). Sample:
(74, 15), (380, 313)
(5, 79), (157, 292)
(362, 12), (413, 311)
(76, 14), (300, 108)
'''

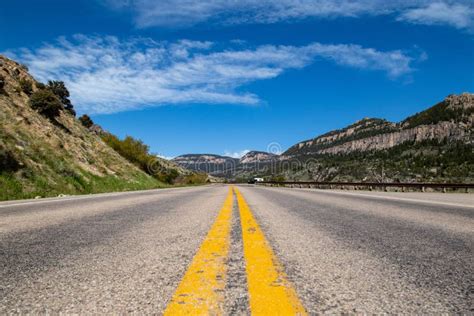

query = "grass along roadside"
(0, 169), (167, 201)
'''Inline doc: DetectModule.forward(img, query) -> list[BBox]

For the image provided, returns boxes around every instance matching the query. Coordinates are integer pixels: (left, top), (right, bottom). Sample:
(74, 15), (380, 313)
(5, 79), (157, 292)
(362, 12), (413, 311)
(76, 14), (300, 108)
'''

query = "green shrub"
(79, 114), (94, 128)
(66, 107), (76, 116)
(178, 173), (208, 185)
(156, 169), (180, 184)
(36, 82), (46, 90)
(101, 133), (207, 185)
(19, 79), (33, 95)
(47, 80), (75, 116)
(0, 74), (5, 92)
(0, 148), (22, 172)
(101, 133), (194, 184)
(270, 175), (286, 182)
(102, 134), (150, 171)
(29, 90), (63, 119)
(47, 80), (69, 100)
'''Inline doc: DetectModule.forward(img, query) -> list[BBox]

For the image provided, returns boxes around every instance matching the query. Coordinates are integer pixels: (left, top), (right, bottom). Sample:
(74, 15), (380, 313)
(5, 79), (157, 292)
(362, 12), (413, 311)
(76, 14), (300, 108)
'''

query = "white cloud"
(105, 0), (474, 31)
(156, 154), (175, 160)
(224, 149), (251, 158)
(10, 35), (418, 114)
(397, 2), (474, 30)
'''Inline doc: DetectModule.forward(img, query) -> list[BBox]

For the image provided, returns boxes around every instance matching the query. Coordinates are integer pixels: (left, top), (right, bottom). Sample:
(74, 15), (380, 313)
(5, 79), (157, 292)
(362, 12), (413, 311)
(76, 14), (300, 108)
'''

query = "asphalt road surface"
(1, 185), (473, 314)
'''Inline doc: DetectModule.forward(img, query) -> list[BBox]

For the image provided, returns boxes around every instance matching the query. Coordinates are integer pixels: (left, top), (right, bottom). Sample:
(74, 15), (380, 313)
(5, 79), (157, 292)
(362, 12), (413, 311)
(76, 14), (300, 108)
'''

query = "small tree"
(156, 169), (180, 184)
(66, 106), (76, 116)
(0, 75), (5, 91)
(20, 63), (29, 72)
(36, 82), (46, 90)
(30, 90), (63, 119)
(79, 114), (94, 128)
(47, 80), (75, 116)
(19, 79), (33, 95)
(270, 174), (286, 182)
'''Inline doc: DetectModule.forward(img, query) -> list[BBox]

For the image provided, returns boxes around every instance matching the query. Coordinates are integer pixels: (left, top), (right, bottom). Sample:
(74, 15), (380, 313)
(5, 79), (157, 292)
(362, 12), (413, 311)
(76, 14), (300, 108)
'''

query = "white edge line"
(261, 186), (474, 209)
(0, 185), (210, 209)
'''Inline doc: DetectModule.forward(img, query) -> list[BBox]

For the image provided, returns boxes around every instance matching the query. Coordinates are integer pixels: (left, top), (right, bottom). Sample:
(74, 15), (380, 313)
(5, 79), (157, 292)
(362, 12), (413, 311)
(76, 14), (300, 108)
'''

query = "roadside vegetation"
(0, 59), (207, 201)
(0, 133), (164, 201)
(0, 169), (161, 202)
(274, 139), (474, 183)
(79, 114), (94, 128)
(100, 133), (208, 185)
(29, 89), (64, 119)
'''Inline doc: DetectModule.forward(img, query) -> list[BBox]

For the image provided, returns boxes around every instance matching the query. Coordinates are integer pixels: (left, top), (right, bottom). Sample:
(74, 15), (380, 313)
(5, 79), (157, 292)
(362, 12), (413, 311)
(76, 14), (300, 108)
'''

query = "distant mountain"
(172, 151), (278, 177)
(172, 154), (239, 177)
(175, 93), (474, 183)
(240, 151), (277, 164)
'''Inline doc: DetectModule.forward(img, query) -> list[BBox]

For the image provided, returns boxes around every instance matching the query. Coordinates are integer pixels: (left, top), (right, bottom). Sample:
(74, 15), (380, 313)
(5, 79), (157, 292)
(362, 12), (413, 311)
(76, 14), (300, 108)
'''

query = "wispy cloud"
(224, 149), (251, 158)
(105, 0), (474, 31)
(397, 2), (474, 30)
(9, 35), (419, 114)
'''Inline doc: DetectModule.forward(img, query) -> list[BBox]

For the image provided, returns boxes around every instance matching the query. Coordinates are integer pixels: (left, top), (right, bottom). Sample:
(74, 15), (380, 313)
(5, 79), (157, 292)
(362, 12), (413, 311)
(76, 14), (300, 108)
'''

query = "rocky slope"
(240, 151), (277, 164)
(284, 93), (473, 157)
(0, 55), (184, 200)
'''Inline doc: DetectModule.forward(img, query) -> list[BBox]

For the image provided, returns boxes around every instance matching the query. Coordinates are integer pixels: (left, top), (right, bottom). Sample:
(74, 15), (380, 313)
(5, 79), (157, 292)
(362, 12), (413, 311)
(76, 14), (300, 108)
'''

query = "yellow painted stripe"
(234, 187), (307, 315)
(163, 187), (234, 315)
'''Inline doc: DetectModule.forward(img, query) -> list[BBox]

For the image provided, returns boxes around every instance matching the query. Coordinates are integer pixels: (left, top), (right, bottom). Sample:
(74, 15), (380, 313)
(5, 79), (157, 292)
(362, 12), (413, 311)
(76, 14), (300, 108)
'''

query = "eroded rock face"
(318, 121), (470, 155)
(240, 151), (276, 164)
(445, 93), (474, 110)
(285, 93), (473, 157)
(173, 154), (238, 165)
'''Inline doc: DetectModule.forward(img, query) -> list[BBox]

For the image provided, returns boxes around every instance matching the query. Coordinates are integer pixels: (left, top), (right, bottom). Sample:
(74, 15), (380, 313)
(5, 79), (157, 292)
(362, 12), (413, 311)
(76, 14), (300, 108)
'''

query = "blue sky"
(1, 0), (473, 158)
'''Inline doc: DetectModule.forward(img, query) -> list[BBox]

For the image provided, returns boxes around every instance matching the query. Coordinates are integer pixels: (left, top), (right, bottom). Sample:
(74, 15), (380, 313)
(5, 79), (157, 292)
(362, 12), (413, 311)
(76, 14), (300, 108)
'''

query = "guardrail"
(257, 181), (474, 193)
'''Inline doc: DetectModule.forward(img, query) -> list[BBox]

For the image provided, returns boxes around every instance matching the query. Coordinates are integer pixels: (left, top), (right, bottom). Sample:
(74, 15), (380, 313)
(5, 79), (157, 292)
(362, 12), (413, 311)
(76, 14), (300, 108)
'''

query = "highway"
(0, 185), (473, 314)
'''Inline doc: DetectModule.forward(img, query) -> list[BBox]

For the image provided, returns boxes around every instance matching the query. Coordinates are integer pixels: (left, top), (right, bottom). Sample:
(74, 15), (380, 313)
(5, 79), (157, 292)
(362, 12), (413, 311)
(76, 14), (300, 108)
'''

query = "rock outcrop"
(284, 93), (473, 157)
(240, 151), (277, 164)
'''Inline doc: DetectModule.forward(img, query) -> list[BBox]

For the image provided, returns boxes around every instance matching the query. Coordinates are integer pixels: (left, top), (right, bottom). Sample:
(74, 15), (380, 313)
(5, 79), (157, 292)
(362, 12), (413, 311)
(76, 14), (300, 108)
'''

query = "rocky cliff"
(284, 93), (473, 157)
(240, 151), (277, 164)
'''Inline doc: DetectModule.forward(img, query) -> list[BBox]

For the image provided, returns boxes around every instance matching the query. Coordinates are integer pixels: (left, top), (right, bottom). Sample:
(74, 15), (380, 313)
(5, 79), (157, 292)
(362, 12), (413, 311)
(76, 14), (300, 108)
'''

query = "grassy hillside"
(0, 55), (204, 201)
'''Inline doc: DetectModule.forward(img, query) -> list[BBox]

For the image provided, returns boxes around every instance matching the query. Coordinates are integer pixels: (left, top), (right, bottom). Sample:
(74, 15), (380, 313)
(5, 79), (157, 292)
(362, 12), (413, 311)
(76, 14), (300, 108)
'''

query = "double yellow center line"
(164, 187), (306, 315)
